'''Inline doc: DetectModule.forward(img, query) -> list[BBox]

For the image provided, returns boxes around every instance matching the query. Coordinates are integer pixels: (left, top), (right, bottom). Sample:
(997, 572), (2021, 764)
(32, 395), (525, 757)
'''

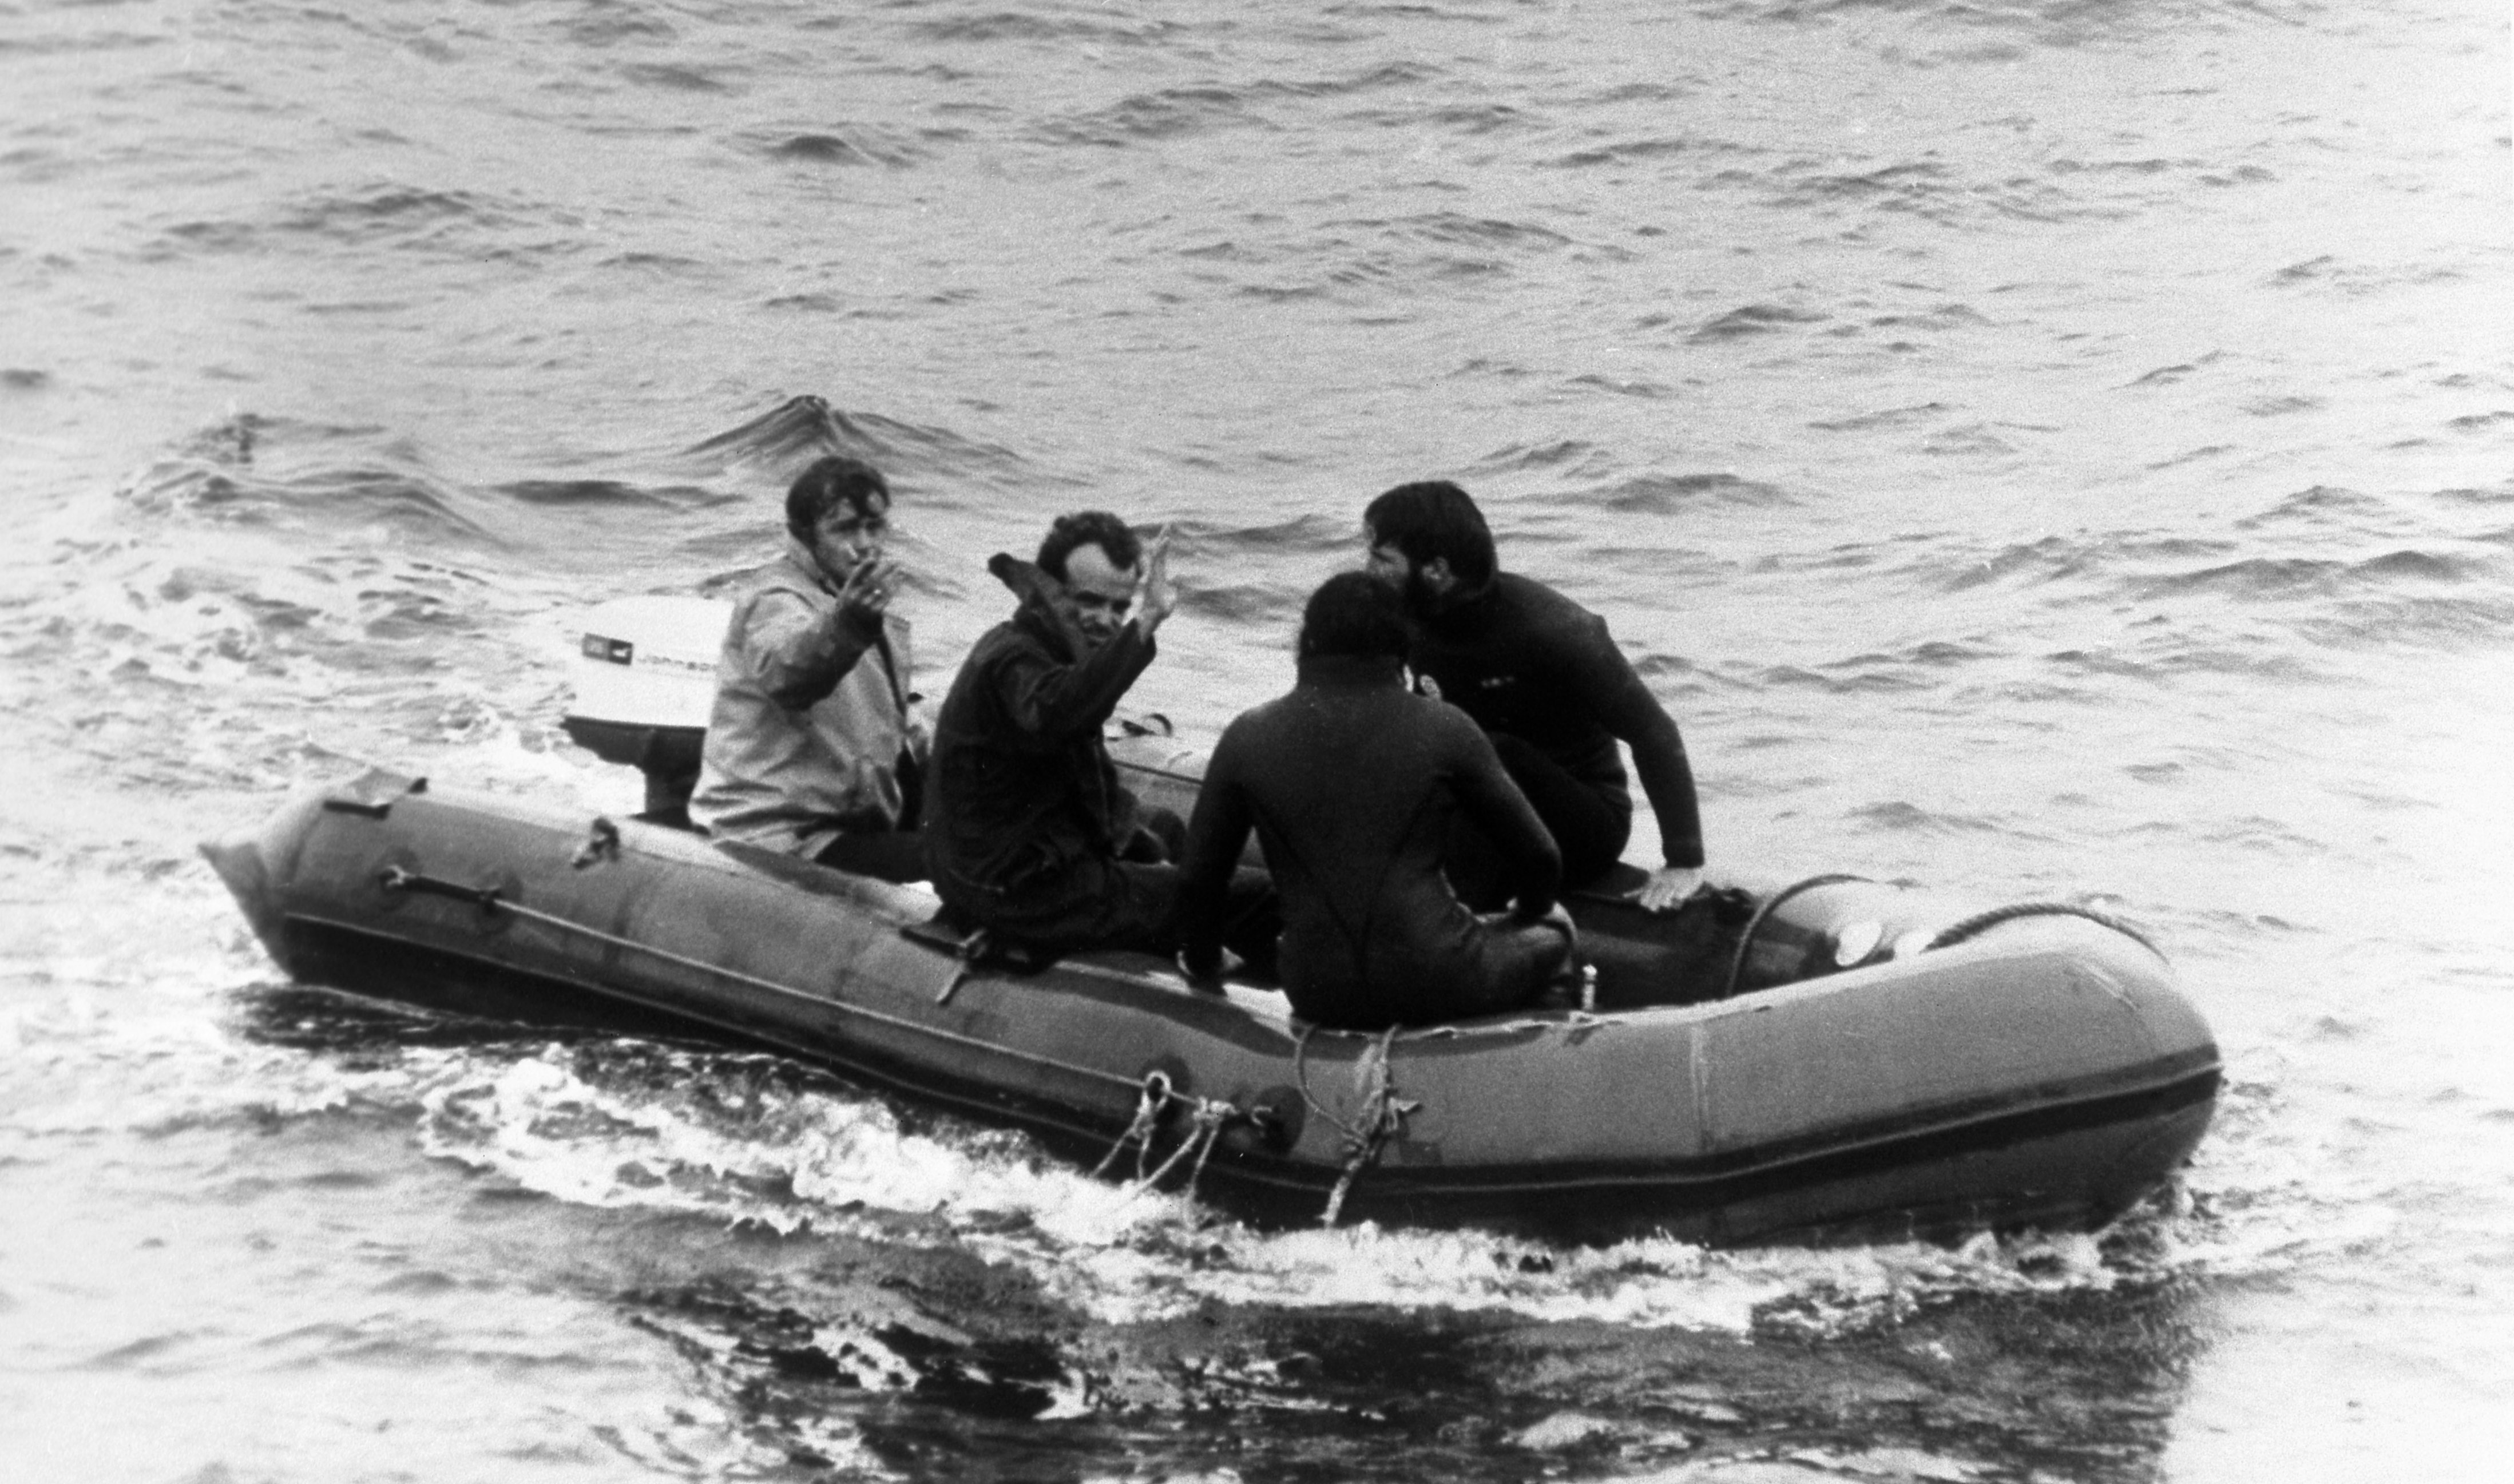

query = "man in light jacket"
(691, 455), (927, 880)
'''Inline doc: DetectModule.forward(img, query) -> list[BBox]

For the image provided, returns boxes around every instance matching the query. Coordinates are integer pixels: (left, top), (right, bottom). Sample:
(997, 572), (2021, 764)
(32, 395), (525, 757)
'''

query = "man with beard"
(927, 511), (1274, 959)
(1363, 479), (1706, 912)
(1177, 572), (1572, 1027)
(691, 454), (928, 882)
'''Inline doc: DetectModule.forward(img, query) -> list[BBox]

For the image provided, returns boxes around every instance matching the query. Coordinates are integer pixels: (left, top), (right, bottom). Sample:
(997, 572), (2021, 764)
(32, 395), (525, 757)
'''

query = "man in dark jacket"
(923, 511), (1211, 950)
(1177, 572), (1571, 1028)
(1363, 479), (1707, 912)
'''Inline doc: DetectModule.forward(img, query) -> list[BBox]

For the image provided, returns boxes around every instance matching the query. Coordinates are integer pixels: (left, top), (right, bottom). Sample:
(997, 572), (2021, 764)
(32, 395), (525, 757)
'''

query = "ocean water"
(2, 1), (2508, 1480)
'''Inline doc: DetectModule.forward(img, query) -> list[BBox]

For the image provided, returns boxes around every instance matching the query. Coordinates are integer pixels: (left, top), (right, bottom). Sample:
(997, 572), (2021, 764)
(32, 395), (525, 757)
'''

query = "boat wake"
(225, 986), (2242, 1346)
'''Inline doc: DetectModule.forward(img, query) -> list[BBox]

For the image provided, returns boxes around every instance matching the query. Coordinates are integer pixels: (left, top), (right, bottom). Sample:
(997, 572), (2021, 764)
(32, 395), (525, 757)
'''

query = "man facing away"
(926, 511), (1273, 958)
(1363, 480), (1707, 912)
(689, 454), (928, 882)
(1176, 572), (1571, 1029)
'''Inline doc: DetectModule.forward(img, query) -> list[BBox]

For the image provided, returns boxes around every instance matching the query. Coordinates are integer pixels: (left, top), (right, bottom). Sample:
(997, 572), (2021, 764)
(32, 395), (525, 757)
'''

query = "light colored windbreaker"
(689, 538), (926, 857)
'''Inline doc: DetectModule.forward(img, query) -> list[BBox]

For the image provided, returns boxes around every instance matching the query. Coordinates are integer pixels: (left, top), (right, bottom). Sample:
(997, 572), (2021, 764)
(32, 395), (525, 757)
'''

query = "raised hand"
(1135, 527), (1177, 634)
(836, 556), (901, 626)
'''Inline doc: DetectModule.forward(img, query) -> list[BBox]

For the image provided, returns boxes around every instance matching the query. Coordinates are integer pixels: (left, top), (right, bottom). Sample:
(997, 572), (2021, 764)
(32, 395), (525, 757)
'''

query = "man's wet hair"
(1362, 480), (1496, 588)
(1298, 570), (1410, 661)
(1037, 510), (1142, 583)
(785, 455), (890, 541)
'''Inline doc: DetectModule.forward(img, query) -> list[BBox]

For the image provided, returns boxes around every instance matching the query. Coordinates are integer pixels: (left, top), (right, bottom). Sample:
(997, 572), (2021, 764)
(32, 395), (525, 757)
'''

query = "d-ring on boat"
(199, 598), (2219, 1246)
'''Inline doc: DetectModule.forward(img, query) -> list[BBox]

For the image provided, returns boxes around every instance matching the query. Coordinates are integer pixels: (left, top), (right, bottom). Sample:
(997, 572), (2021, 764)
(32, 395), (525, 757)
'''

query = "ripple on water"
(1585, 471), (1796, 515)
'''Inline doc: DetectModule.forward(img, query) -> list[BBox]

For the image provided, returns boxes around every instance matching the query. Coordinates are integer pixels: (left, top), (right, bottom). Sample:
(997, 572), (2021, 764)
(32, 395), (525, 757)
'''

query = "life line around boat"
(1925, 902), (2163, 958)
(1722, 873), (1871, 999)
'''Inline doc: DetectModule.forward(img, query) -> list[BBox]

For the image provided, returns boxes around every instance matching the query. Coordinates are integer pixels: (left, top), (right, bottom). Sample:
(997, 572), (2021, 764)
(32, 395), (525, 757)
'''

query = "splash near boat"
(202, 593), (2218, 1245)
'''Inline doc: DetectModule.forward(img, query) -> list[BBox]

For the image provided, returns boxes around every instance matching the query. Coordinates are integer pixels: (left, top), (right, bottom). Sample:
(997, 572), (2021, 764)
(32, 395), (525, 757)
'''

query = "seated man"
(927, 512), (1272, 959)
(1176, 573), (1571, 1029)
(689, 455), (927, 881)
(1363, 480), (1707, 912)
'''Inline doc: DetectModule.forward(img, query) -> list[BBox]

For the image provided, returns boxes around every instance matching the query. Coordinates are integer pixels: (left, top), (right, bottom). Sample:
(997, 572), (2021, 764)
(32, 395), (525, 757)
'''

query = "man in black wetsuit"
(1177, 573), (1571, 1027)
(1363, 480), (1706, 912)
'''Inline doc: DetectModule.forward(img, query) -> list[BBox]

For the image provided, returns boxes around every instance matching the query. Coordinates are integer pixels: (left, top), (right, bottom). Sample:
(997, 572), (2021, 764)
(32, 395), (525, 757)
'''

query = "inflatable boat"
(197, 600), (2220, 1245)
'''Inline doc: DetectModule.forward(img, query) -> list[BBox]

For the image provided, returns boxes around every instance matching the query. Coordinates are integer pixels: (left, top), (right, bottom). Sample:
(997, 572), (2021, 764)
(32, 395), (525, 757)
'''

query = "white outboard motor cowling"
(560, 595), (731, 824)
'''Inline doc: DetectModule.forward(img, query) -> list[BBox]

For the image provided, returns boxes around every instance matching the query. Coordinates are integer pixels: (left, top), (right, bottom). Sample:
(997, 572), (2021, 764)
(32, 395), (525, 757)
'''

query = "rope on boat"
(378, 866), (1264, 1200)
(1091, 1070), (1243, 1199)
(1180, 1099), (1234, 1194)
(1136, 1096), (1236, 1198)
(1702, 870), (2166, 996)
(1093, 1072), (1174, 1179)
(1295, 1024), (1419, 1228)
(1719, 873), (1871, 1000)
(1925, 902), (2163, 958)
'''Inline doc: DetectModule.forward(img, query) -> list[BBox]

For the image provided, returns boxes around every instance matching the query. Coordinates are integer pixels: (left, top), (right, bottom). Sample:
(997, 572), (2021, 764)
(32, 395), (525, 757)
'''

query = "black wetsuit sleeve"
(1563, 611), (1704, 868)
(992, 625), (1157, 745)
(1446, 716), (1563, 918)
(1176, 728), (1255, 978)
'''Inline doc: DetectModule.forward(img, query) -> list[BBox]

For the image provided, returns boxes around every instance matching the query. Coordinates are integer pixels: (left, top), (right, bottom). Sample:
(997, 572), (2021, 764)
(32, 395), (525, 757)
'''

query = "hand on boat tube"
(1631, 864), (1704, 914)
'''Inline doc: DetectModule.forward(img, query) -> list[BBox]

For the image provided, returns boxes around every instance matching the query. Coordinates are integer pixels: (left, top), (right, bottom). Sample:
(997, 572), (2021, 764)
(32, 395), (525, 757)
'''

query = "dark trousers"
(809, 749), (930, 883)
(954, 855), (1280, 978)
(1445, 733), (1632, 908)
(814, 830), (933, 884)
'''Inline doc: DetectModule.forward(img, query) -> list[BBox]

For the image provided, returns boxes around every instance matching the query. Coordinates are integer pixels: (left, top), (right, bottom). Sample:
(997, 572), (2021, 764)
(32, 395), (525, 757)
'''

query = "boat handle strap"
(378, 865), (503, 910)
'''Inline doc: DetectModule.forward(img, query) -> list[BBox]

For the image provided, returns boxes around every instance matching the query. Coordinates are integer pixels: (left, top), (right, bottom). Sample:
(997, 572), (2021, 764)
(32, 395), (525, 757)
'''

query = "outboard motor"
(560, 595), (731, 826)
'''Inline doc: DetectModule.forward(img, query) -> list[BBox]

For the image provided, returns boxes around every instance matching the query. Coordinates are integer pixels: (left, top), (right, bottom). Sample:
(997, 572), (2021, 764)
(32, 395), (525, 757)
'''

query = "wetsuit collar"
(1414, 568), (1496, 623)
(1294, 653), (1407, 689)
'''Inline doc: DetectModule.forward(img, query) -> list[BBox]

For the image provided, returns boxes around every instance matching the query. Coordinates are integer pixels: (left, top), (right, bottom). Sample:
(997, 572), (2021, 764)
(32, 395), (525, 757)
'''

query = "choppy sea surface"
(3, 2), (2508, 1480)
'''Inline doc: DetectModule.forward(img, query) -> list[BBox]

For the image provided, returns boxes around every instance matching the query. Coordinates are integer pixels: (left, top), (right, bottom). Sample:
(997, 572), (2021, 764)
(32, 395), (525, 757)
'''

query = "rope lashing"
(1132, 1096), (1236, 1198)
(1093, 1072), (1175, 1179)
(1180, 1099), (1234, 1195)
(1093, 1070), (1245, 1200)
(1926, 902), (2163, 958)
(1296, 1024), (1419, 1228)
